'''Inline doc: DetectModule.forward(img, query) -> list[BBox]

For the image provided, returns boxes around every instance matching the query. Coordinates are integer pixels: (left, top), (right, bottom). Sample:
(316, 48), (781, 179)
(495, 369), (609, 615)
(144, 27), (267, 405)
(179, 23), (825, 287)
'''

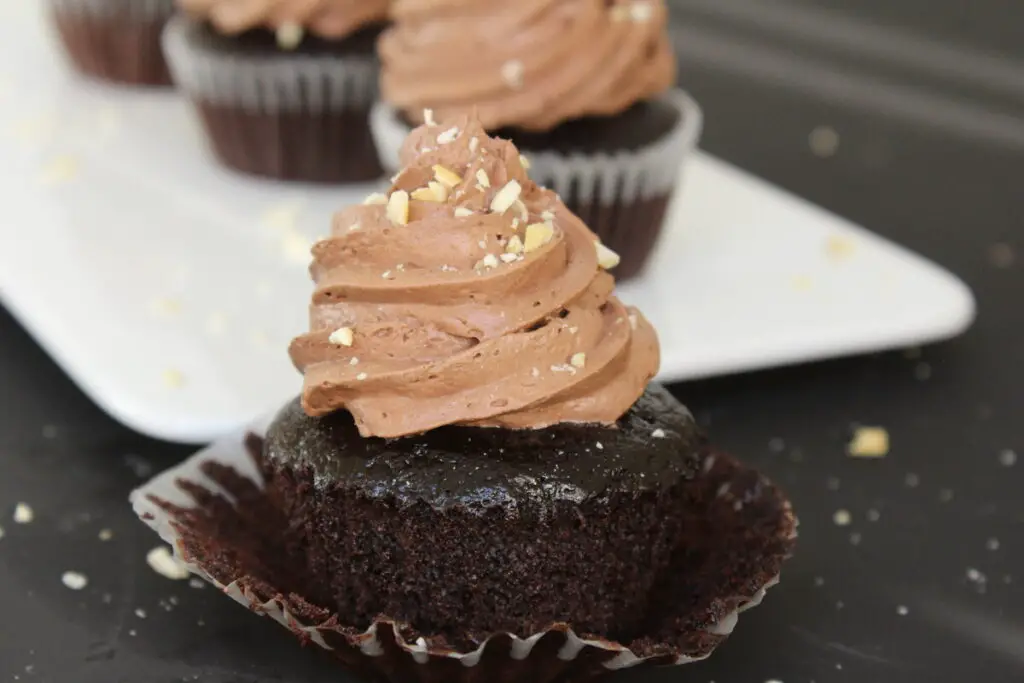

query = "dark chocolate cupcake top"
(379, 0), (677, 131)
(289, 115), (660, 438)
(264, 384), (703, 514)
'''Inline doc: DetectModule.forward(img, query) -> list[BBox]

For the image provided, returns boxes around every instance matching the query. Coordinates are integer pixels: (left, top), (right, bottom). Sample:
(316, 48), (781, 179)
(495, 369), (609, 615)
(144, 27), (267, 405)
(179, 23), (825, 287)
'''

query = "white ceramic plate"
(0, 3), (974, 444)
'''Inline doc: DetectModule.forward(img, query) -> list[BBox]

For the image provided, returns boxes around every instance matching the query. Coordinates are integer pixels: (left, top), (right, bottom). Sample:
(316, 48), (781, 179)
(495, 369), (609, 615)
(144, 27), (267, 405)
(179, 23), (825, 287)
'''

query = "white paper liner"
(162, 15), (379, 115)
(370, 89), (703, 205)
(46, 0), (175, 20)
(130, 409), (783, 675)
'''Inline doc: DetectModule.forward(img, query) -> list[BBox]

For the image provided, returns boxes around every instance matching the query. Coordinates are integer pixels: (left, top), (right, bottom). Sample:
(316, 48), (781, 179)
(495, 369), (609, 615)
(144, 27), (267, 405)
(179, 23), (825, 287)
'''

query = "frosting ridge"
(290, 115), (660, 438)
(379, 0), (676, 131)
(178, 0), (389, 38)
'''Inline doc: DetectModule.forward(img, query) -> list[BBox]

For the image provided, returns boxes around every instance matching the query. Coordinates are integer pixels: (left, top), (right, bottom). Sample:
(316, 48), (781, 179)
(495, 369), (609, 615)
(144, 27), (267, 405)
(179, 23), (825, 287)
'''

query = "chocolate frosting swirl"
(289, 116), (660, 438)
(379, 0), (676, 131)
(177, 0), (388, 38)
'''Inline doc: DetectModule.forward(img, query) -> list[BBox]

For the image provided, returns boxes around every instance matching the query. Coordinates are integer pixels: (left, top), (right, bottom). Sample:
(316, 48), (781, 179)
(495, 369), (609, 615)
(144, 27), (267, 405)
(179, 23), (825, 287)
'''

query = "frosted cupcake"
(137, 116), (795, 683)
(48, 0), (175, 86)
(163, 0), (389, 182)
(370, 0), (702, 279)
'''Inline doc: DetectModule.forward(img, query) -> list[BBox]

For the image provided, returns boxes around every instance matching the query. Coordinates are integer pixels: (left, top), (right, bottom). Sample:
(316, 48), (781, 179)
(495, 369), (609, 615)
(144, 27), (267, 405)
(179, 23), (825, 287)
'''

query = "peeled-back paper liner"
(46, 0), (175, 20)
(162, 16), (379, 115)
(129, 411), (786, 680)
(370, 88), (703, 206)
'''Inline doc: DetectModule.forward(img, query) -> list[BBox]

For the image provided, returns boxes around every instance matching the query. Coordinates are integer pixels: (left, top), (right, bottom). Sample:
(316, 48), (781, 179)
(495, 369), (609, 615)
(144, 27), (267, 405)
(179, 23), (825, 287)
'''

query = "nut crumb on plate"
(848, 427), (889, 457)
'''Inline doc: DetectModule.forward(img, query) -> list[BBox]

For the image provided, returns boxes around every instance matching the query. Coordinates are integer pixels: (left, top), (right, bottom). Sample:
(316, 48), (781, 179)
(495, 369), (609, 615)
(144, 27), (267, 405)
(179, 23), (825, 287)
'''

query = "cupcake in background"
(371, 0), (702, 279)
(48, 0), (175, 86)
(163, 0), (389, 182)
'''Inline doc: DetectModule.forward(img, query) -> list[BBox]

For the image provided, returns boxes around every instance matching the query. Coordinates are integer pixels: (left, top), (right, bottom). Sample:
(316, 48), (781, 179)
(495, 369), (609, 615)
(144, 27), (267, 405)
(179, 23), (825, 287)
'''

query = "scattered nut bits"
(433, 165), (463, 187)
(595, 242), (621, 269)
(329, 327), (355, 347)
(386, 191), (410, 226)
(523, 223), (554, 252)
(848, 427), (890, 458)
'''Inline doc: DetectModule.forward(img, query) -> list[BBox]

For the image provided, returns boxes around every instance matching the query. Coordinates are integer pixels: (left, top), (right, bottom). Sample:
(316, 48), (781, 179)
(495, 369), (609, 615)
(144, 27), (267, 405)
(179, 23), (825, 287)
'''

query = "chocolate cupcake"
(163, 0), (388, 182)
(48, 0), (175, 86)
(133, 118), (794, 682)
(370, 0), (702, 280)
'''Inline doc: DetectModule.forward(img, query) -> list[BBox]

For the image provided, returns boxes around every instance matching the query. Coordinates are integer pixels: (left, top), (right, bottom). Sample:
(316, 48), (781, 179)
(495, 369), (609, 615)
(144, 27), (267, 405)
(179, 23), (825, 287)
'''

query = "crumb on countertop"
(848, 426), (889, 458)
(146, 546), (191, 581)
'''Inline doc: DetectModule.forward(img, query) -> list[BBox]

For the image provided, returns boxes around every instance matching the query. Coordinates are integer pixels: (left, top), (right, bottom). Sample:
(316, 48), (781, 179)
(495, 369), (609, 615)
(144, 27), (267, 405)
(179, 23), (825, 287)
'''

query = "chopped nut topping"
(490, 180), (523, 214)
(531, 367), (541, 378)
(423, 108), (435, 125)
(348, 222), (361, 232)
(411, 187), (437, 202)
(500, 253), (520, 264)
(570, 352), (587, 368)
(454, 207), (474, 218)
(541, 210), (555, 223)
(363, 192), (388, 205)
(519, 155), (531, 170)
(475, 168), (491, 188)
(480, 253), (500, 269)
(469, 137), (480, 153)
(356, 372), (369, 381)
(630, 2), (654, 22)
(386, 190), (410, 225)
(350, 357), (360, 365)
(501, 60), (525, 89)
(381, 270), (393, 279)
(505, 235), (524, 254)
(523, 222), (554, 252)
(513, 199), (529, 222)
(329, 327), (354, 347)
(275, 21), (304, 49)
(848, 427), (889, 458)
(595, 241), (621, 269)
(412, 181), (449, 203)
(433, 165), (463, 187)
(437, 126), (459, 144)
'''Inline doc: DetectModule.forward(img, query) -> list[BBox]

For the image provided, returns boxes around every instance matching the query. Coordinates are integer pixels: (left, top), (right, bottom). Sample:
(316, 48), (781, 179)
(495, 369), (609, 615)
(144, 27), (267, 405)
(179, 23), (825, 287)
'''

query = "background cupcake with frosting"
(370, 0), (702, 279)
(47, 0), (175, 86)
(163, 0), (390, 182)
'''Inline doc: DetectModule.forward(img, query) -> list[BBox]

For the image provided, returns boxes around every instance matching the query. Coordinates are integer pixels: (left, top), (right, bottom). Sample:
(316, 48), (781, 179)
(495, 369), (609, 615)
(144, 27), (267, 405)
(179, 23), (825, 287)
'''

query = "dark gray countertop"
(2, 3), (1023, 682)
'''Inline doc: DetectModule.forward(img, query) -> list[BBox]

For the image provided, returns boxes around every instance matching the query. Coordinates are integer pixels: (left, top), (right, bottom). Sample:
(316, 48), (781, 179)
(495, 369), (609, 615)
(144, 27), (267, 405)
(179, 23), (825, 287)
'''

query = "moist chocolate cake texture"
(162, 385), (795, 662)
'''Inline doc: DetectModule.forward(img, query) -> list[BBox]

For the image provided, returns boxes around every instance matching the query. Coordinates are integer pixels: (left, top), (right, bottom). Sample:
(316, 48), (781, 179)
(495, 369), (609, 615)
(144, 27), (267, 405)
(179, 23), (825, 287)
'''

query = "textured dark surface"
(50, 6), (173, 87)
(3, 3), (1024, 682)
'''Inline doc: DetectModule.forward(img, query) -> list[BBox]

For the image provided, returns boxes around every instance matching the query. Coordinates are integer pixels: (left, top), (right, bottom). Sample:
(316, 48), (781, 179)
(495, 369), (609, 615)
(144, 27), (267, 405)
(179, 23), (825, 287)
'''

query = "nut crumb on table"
(848, 427), (889, 458)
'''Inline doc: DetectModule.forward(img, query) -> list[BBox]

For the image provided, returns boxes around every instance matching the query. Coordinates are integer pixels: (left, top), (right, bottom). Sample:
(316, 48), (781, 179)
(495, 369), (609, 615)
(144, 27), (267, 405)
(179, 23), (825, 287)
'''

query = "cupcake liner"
(162, 16), (379, 114)
(162, 16), (383, 182)
(370, 89), (703, 279)
(47, 0), (175, 86)
(130, 408), (788, 683)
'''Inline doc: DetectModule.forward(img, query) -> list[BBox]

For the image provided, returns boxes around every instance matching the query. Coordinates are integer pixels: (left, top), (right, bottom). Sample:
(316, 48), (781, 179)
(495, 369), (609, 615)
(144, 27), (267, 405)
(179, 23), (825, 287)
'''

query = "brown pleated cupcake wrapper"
(129, 412), (790, 683)
(161, 15), (383, 182)
(370, 89), (703, 279)
(47, 0), (175, 86)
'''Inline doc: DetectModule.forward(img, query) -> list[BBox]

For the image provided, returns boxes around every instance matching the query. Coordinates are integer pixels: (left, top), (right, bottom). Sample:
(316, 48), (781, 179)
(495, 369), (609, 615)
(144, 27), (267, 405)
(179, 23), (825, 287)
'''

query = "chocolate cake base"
(196, 104), (383, 183)
(168, 21), (385, 183)
(51, 8), (172, 86)
(154, 385), (795, 682)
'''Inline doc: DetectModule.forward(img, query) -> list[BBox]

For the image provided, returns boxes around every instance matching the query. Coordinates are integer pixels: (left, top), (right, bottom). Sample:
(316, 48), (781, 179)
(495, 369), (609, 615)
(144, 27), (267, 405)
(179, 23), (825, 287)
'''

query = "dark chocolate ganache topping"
(263, 384), (705, 514)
